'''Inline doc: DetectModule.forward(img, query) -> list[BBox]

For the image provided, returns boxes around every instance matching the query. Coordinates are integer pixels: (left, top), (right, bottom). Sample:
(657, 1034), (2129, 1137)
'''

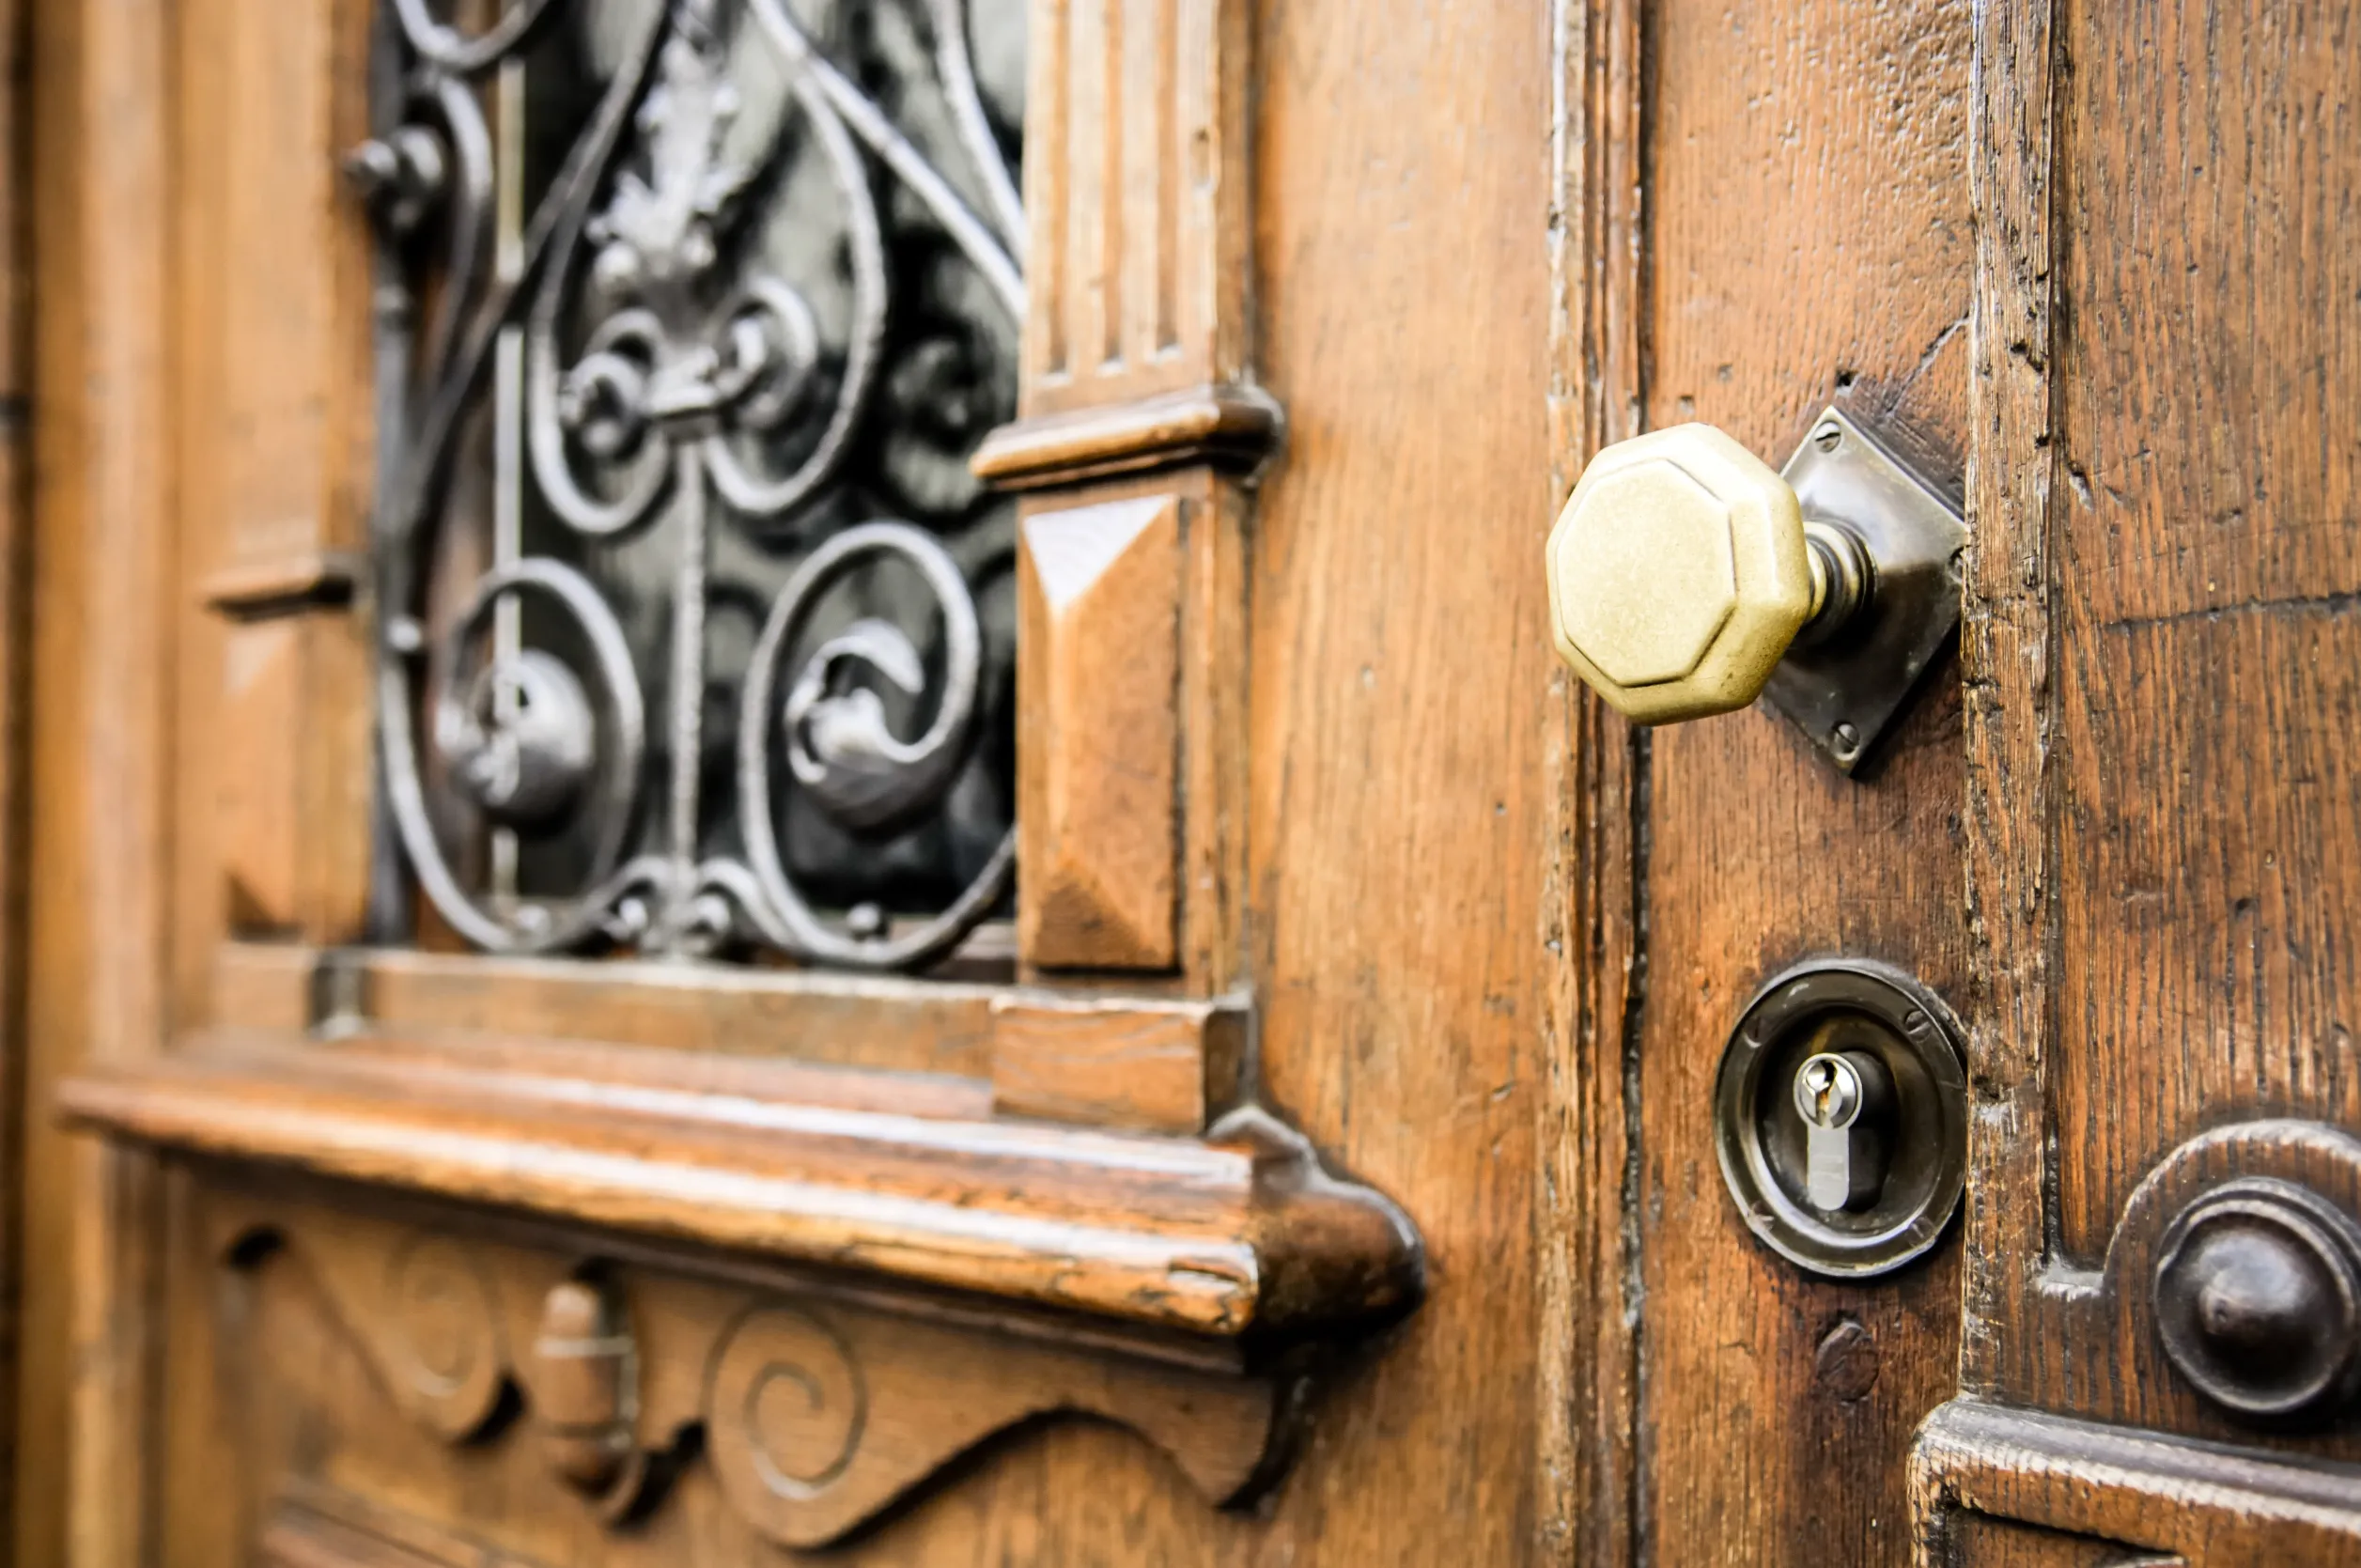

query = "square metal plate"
(1761, 408), (1966, 775)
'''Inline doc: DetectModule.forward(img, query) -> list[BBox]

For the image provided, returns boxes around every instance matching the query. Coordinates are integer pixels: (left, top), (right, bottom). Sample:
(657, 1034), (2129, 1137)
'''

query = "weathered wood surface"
(207, 1193), (1290, 1552)
(1959, 0), (2361, 1435)
(1914, 1402), (2361, 1567)
(1547, 1), (1980, 1561)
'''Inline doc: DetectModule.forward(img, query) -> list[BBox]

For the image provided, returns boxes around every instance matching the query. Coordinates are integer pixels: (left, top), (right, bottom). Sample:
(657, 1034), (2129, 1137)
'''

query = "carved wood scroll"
(215, 1188), (1295, 1549)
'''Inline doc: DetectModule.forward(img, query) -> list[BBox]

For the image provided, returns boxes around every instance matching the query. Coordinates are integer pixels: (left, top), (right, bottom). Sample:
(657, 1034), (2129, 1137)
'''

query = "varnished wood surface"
(222, 942), (1009, 1079)
(60, 1030), (1421, 1344)
(971, 384), (1280, 489)
(1017, 491), (1184, 969)
(989, 993), (1245, 1132)
(1018, 0), (1250, 418)
(35, 0), (2361, 1557)
(0, 0), (26, 1555)
(207, 1193), (1290, 1551)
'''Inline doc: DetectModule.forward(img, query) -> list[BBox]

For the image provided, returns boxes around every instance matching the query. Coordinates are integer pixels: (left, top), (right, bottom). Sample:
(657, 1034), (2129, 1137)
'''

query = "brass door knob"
(1544, 411), (1966, 769)
(1548, 424), (1835, 723)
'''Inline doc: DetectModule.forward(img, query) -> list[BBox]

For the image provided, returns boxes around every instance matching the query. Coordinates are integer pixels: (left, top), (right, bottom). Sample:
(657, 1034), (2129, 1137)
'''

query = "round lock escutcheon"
(1712, 959), (1968, 1280)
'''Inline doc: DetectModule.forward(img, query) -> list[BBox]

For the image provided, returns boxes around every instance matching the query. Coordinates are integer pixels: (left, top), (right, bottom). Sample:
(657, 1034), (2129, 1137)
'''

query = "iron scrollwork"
(353, 0), (1024, 970)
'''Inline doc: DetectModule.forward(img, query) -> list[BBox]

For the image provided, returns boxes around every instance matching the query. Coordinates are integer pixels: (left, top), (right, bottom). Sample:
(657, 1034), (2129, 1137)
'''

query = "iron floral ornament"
(353, 0), (1024, 969)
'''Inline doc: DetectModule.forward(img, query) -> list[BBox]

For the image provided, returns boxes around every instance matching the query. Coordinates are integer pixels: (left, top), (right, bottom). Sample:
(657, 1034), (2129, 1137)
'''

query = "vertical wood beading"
(1022, 0), (1247, 417)
(1537, 0), (1645, 1562)
(187, 0), (373, 947)
(1958, 0), (2058, 1400)
(20, 3), (176, 1566)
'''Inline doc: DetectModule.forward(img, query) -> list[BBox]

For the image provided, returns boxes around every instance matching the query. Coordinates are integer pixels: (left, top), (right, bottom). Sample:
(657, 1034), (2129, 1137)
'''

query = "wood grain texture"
(1008, 463), (1250, 993)
(1913, 1402), (2361, 1566)
(1610, 1), (1976, 1563)
(1941, 1515), (2184, 1568)
(257, 1487), (551, 1568)
(1227, 0), (1555, 1557)
(1961, 0), (2361, 1447)
(60, 1030), (1422, 1345)
(18, 3), (178, 1567)
(2042, 0), (2361, 1259)
(990, 992), (1244, 1132)
(1017, 491), (1182, 969)
(173, 0), (372, 956)
(179, 1195), (1285, 1566)
(216, 942), (1009, 1081)
(0, 0), (28, 1554)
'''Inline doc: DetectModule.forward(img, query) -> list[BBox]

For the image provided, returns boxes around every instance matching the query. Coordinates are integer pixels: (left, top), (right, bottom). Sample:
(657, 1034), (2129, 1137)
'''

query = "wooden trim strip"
(1912, 1399), (2361, 1559)
(970, 382), (1281, 489)
(58, 1029), (1421, 1346)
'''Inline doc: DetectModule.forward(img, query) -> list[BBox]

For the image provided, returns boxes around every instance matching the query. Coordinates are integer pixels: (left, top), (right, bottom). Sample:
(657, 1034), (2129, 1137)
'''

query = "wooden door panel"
(2037, 0), (2361, 1271)
(39, 0), (1564, 1560)
(1558, 0), (1977, 1561)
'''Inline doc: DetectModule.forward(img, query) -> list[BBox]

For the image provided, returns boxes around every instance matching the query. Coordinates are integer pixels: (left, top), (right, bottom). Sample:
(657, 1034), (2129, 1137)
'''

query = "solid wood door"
(14, 2), (2361, 1568)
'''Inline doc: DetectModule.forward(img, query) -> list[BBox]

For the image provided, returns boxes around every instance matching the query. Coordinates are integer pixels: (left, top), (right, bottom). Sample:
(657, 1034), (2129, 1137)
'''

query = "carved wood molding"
(210, 940), (1253, 1135)
(1015, 0), (1252, 421)
(1912, 1401), (2361, 1565)
(974, 0), (1266, 982)
(220, 1191), (1293, 1548)
(61, 1027), (1421, 1344)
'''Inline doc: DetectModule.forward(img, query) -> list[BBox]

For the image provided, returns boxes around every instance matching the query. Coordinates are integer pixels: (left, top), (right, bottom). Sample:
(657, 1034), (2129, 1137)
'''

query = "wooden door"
(14, 2), (2361, 1567)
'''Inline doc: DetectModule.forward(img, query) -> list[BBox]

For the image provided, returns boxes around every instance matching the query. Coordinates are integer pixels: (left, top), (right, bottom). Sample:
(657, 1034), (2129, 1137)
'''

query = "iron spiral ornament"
(355, 0), (1023, 968)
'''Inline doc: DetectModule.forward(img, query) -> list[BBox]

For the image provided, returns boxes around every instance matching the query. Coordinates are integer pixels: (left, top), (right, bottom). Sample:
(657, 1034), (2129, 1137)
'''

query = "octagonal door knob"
(1547, 423), (1874, 725)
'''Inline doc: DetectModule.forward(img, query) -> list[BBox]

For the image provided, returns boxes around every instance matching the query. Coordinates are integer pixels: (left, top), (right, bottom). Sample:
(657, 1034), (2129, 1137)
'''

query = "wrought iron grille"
(351, 0), (1024, 970)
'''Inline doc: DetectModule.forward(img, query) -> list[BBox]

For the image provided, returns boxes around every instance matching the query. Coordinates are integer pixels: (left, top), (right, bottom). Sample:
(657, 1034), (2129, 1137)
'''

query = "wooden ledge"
(1912, 1400), (2361, 1553)
(969, 383), (1283, 490)
(58, 1030), (1421, 1349)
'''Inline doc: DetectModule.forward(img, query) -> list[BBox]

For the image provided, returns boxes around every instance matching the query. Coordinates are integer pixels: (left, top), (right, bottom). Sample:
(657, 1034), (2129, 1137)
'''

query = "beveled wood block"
(1017, 491), (1182, 970)
(990, 992), (1245, 1133)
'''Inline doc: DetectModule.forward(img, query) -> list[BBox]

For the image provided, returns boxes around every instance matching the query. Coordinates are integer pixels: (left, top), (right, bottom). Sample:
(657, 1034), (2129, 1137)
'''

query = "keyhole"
(1794, 1053), (1863, 1131)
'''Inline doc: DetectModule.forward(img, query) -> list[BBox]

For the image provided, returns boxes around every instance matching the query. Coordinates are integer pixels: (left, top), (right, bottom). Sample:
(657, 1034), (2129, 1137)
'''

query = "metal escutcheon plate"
(1763, 409), (1967, 774)
(1713, 958), (1968, 1280)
